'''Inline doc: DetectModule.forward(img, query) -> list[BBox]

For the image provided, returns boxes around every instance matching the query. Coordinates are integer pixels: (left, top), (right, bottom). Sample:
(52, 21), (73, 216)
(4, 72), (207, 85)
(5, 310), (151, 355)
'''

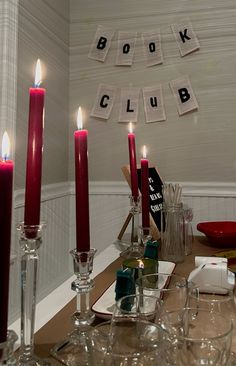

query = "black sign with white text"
(137, 167), (163, 231)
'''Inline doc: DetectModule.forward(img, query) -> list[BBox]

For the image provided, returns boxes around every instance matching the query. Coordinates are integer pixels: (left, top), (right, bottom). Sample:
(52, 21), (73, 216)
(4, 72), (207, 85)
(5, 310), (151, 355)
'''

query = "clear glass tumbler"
(136, 273), (192, 316)
(160, 307), (233, 366)
(89, 319), (164, 365)
(160, 203), (185, 263)
(188, 284), (236, 364)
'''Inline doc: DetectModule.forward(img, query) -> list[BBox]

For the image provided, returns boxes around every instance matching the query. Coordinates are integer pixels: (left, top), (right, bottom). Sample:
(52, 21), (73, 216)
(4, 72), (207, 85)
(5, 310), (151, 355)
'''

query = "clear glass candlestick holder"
(139, 226), (152, 248)
(50, 248), (97, 366)
(120, 196), (144, 259)
(0, 330), (18, 365)
(17, 222), (50, 366)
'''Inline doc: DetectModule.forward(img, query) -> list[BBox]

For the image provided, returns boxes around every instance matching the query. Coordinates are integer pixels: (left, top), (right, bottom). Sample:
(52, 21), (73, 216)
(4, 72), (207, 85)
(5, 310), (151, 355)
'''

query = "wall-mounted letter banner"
(170, 76), (198, 116)
(171, 20), (200, 57)
(116, 31), (137, 66)
(142, 31), (163, 67)
(88, 25), (115, 62)
(90, 84), (117, 119)
(142, 85), (166, 123)
(118, 87), (140, 122)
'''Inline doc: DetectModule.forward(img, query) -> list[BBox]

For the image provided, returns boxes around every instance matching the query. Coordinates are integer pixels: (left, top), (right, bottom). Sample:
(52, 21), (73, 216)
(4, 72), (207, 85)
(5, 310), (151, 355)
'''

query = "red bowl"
(197, 221), (236, 247)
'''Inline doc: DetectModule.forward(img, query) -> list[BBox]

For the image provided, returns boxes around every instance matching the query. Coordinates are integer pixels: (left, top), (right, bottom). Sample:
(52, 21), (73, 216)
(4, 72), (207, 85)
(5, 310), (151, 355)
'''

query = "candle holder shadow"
(119, 196), (144, 259)
(17, 222), (50, 366)
(50, 248), (96, 366)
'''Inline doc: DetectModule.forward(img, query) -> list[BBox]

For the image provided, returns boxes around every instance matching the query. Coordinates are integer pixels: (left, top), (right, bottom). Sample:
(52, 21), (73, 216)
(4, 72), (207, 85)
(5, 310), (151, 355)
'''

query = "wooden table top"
(33, 237), (228, 364)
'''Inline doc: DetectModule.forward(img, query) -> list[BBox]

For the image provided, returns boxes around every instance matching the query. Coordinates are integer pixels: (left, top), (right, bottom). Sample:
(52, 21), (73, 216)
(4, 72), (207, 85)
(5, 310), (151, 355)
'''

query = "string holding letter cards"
(142, 85), (166, 123)
(171, 19), (200, 57)
(116, 31), (137, 66)
(118, 87), (140, 122)
(90, 84), (117, 120)
(88, 25), (115, 62)
(170, 76), (198, 116)
(142, 31), (163, 67)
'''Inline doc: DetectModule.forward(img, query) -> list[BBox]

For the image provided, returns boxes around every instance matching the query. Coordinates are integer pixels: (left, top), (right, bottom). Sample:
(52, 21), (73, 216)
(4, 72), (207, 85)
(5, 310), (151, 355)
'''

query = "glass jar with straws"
(160, 183), (185, 263)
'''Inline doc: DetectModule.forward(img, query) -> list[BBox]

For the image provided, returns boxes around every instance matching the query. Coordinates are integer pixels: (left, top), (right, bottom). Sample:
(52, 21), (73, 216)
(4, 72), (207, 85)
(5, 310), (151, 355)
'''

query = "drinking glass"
(89, 319), (164, 365)
(183, 206), (194, 255)
(160, 307), (233, 365)
(160, 203), (185, 263)
(112, 293), (161, 322)
(136, 273), (193, 316)
(188, 285), (236, 363)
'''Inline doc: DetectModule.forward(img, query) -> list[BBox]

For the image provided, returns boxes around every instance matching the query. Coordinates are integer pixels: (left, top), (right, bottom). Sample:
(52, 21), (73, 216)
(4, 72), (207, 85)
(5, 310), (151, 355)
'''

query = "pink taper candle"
(128, 123), (139, 199)
(141, 145), (150, 229)
(74, 107), (90, 252)
(24, 59), (45, 226)
(0, 132), (13, 343)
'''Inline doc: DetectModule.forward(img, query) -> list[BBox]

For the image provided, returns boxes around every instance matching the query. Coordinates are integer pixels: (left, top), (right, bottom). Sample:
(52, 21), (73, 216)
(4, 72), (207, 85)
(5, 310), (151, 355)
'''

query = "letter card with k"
(171, 19), (200, 57)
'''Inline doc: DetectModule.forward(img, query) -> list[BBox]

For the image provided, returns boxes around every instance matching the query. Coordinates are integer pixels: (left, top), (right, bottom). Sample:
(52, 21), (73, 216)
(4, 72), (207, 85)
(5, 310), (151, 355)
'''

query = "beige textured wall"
(69, 0), (236, 183)
(15, 0), (69, 189)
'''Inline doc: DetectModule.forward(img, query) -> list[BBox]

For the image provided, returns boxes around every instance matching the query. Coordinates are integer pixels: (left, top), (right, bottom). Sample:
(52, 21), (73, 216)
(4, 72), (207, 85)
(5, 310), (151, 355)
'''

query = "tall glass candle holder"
(0, 330), (17, 365)
(51, 248), (96, 366)
(120, 196), (144, 259)
(17, 223), (50, 366)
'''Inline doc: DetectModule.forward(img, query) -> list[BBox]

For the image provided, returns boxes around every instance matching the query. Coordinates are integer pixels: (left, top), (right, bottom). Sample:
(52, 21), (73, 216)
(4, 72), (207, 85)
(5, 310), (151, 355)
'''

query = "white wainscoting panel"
(9, 180), (236, 333)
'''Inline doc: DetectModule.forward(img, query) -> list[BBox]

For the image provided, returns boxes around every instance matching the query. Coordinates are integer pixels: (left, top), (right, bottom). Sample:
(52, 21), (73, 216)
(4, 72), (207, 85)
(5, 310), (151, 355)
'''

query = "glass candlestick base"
(120, 196), (144, 259)
(0, 330), (17, 365)
(17, 223), (50, 366)
(50, 248), (96, 366)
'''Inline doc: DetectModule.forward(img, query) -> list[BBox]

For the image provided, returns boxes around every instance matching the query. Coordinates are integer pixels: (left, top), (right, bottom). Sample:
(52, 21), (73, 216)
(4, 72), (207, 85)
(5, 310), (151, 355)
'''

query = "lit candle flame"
(76, 107), (83, 130)
(34, 59), (42, 87)
(138, 259), (144, 269)
(142, 145), (147, 159)
(2, 131), (10, 160)
(129, 122), (133, 134)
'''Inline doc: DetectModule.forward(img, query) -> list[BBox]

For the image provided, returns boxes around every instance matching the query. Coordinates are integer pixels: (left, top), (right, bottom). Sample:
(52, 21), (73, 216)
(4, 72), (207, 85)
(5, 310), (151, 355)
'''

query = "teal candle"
(115, 269), (135, 301)
(122, 258), (158, 281)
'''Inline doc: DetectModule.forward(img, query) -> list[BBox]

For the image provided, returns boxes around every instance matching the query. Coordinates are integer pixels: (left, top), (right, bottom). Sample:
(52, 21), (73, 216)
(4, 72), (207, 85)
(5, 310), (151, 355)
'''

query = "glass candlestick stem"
(50, 248), (96, 366)
(120, 196), (144, 259)
(17, 223), (50, 366)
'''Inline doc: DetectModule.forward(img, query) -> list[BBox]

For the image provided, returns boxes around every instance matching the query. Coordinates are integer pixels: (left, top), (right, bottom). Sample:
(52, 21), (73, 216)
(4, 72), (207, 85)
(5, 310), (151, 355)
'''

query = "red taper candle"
(24, 59), (45, 226)
(0, 132), (14, 343)
(128, 123), (139, 199)
(141, 145), (150, 229)
(74, 107), (90, 252)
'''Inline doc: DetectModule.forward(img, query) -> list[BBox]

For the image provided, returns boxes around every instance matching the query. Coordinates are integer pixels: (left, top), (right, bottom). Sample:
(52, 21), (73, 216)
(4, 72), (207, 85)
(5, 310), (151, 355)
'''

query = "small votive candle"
(122, 258), (158, 281)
